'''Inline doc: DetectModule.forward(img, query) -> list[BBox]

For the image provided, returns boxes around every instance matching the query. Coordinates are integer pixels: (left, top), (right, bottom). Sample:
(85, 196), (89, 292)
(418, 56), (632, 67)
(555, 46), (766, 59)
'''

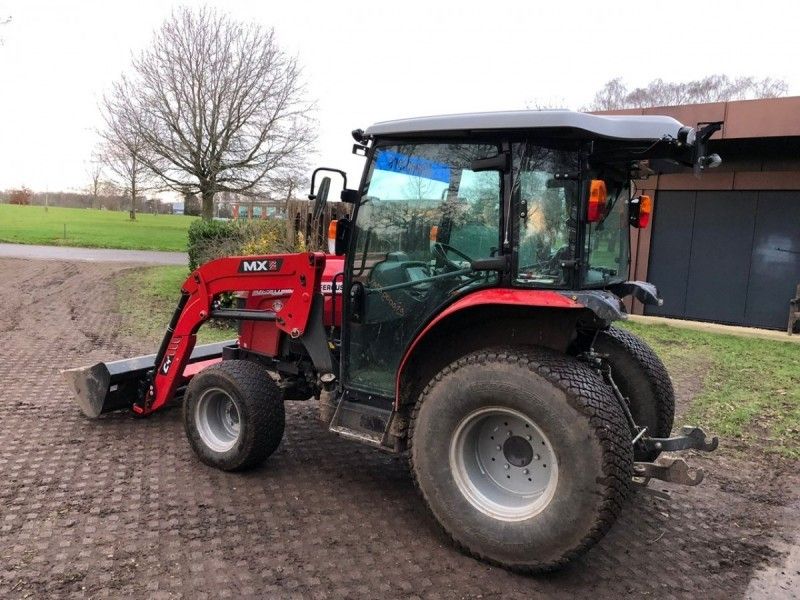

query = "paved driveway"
(0, 242), (186, 265)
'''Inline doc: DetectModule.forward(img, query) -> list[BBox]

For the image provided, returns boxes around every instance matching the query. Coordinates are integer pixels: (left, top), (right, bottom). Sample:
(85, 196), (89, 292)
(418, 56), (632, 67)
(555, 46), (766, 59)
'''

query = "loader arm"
(132, 252), (328, 416)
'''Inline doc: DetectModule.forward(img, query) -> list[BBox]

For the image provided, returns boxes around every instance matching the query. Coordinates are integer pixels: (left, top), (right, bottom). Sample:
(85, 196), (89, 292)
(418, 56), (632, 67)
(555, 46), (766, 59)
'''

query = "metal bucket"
(61, 341), (235, 418)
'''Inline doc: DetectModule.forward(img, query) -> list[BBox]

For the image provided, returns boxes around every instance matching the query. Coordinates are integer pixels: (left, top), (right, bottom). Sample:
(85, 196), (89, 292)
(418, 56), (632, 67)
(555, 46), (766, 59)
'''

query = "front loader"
(64, 110), (721, 572)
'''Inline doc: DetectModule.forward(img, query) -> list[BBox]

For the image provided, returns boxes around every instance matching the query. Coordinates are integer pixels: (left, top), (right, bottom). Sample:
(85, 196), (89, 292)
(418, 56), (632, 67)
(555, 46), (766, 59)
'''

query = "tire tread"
(407, 347), (632, 573)
(184, 360), (284, 472)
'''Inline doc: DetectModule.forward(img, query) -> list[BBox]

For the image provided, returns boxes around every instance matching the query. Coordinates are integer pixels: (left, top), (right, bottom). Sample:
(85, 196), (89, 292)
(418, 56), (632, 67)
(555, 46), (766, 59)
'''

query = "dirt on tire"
(0, 256), (798, 599)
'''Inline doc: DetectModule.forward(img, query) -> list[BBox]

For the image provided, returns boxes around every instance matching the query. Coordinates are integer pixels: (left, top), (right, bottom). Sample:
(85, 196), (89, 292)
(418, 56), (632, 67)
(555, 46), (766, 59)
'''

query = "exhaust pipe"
(62, 340), (235, 418)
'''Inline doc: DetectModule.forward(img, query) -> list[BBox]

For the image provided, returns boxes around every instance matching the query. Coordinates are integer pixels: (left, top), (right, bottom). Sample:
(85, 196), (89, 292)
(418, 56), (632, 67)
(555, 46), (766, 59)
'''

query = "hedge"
(187, 218), (304, 271)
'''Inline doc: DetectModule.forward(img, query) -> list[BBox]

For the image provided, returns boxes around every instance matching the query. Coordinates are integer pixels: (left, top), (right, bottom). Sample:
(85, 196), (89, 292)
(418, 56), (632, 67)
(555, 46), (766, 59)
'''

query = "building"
(601, 97), (800, 331)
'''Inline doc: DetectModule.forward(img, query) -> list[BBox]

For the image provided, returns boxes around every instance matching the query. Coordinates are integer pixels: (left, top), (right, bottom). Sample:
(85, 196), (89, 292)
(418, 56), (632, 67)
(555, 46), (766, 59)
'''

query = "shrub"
(187, 219), (235, 270)
(187, 218), (304, 271)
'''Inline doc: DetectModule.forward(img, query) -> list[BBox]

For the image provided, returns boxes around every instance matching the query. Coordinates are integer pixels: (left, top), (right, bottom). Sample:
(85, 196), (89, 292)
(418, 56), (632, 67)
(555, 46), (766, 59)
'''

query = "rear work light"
(327, 220), (337, 254)
(629, 194), (653, 228)
(587, 180), (607, 222)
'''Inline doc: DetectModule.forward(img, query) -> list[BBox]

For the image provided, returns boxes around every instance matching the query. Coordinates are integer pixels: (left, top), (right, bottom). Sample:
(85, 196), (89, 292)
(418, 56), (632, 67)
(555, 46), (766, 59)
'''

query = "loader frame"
(135, 251), (331, 415)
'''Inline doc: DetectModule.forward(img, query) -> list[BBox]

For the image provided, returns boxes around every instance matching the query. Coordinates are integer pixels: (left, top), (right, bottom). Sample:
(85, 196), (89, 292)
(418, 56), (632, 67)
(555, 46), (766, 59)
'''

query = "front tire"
(408, 347), (632, 573)
(183, 360), (284, 471)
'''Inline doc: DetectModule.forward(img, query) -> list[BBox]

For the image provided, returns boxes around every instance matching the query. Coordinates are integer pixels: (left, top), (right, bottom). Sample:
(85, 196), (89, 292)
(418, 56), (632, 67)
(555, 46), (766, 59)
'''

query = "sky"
(0, 0), (798, 196)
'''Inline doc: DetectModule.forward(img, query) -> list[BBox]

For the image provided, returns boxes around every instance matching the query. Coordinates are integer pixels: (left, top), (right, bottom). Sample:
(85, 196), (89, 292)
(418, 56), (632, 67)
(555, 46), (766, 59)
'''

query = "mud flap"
(61, 340), (235, 418)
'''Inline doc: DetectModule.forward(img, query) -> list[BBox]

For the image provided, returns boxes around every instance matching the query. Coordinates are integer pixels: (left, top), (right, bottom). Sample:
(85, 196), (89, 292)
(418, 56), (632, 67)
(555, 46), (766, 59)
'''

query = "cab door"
(343, 142), (502, 399)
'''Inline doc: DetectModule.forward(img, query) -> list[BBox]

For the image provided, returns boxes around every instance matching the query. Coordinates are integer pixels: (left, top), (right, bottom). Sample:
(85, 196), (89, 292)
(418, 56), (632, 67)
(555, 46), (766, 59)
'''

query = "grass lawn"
(116, 265), (235, 345)
(623, 321), (800, 458)
(0, 204), (197, 251)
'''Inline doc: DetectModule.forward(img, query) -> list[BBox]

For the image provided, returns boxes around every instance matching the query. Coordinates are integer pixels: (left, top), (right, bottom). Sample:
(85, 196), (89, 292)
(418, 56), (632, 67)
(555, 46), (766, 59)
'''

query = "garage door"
(645, 190), (800, 329)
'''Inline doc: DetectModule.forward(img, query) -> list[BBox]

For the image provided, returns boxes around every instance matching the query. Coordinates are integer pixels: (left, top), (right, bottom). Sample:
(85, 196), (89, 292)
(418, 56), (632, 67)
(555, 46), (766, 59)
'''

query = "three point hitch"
(634, 427), (719, 486)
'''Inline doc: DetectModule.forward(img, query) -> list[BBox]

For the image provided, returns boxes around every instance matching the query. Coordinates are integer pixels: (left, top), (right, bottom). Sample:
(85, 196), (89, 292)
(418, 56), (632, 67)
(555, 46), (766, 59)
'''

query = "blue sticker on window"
(375, 150), (450, 183)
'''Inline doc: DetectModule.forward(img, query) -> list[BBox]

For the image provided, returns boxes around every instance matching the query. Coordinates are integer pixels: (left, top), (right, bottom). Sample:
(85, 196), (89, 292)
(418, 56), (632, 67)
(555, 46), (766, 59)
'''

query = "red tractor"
(65, 111), (721, 572)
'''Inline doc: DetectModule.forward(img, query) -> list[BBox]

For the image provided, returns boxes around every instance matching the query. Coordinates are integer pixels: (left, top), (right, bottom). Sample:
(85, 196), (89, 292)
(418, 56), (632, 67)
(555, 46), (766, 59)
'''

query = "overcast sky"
(0, 0), (798, 195)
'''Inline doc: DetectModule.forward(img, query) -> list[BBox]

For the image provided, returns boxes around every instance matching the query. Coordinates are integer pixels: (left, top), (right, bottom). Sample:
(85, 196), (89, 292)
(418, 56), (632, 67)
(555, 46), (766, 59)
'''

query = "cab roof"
(364, 110), (687, 142)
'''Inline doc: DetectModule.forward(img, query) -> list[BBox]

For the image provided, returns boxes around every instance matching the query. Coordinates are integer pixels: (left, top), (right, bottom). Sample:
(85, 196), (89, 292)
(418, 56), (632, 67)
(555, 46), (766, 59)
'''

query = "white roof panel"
(365, 110), (686, 141)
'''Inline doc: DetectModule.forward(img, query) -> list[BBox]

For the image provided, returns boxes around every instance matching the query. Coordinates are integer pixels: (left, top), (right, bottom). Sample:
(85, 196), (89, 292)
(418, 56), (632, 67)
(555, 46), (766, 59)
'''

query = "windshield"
(354, 143), (501, 272)
(346, 142), (501, 395)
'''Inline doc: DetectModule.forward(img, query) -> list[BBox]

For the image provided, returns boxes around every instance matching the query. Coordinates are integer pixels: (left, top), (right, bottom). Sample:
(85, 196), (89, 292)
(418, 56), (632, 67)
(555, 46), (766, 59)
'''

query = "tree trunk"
(201, 188), (215, 220)
(130, 177), (137, 220)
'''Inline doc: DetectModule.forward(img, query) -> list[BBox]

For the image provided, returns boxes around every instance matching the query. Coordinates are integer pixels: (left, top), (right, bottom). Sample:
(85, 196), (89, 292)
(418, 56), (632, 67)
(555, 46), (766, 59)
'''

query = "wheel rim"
(449, 406), (558, 521)
(195, 387), (241, 453)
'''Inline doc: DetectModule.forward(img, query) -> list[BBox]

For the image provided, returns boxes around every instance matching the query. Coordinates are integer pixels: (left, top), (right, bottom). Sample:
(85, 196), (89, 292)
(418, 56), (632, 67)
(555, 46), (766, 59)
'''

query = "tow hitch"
(633, 458), (705, 486)
(633, 427), (718, 486)
(638, 426), (718, 454)
(594, 355), (719, 487)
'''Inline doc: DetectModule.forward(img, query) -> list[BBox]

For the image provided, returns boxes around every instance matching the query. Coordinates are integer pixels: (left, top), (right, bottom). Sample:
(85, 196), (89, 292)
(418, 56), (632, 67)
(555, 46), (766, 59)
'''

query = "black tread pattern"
(599, 326), (675, 439)
(407, 347), (633, 573)
(185, 360), (284, 472)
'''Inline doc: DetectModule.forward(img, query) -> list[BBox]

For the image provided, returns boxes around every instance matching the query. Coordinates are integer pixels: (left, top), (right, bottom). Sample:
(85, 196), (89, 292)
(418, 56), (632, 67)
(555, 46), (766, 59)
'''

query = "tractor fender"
(394, 289), (585, 408)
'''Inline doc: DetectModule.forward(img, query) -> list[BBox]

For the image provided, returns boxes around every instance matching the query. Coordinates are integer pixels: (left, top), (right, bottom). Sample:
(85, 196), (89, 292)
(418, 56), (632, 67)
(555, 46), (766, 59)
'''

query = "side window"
(514, 145), (580, 287)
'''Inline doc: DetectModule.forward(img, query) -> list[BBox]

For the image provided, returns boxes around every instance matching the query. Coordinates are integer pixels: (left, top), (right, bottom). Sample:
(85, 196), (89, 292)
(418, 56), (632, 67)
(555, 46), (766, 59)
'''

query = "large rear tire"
(183, 360), (284, 471)
(594, 326), (675, 461)
(408, 347), (632, 573)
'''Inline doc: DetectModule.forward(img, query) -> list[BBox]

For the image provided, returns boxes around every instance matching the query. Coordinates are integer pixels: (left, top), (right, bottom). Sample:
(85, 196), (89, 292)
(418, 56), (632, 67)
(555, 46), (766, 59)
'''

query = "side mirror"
(309, 167), (350, 216)
(334, 218), (350, 255)
(312, 177), (331, 221)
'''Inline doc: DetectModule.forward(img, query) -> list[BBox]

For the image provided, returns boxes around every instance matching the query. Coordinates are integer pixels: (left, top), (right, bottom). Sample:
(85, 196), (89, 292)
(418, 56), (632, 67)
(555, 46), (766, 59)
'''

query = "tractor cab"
(320, 111), (720, 405)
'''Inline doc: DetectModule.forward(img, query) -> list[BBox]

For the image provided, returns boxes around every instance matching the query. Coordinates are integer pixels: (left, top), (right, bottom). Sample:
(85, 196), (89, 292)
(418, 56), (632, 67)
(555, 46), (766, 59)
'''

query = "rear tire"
(594, 327), (675, 461)
(183, 360), (284, 471)
(408, 347), (632, 573)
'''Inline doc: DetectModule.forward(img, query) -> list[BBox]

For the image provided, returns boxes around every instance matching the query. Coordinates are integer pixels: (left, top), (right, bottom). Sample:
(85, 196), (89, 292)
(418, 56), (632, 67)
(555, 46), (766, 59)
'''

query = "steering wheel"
(520, 245), (571, 277)
(432, 242), (473, 271)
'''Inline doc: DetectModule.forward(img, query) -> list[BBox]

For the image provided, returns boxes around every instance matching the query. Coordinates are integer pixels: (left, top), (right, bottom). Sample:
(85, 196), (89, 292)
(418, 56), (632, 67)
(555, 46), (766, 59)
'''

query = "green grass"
(0, 204), (198, 251)
(622, 321), (800, 458)
(115, 266), (235, 345)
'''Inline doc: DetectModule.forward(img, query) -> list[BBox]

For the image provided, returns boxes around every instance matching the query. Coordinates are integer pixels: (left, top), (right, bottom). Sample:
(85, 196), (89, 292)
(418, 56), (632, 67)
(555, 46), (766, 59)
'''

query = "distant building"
(599, 96), (800, 330)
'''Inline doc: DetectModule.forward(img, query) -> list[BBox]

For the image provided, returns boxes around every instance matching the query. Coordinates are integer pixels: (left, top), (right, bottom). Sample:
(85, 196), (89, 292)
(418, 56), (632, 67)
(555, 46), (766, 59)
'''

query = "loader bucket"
(61, 340), (235, 418)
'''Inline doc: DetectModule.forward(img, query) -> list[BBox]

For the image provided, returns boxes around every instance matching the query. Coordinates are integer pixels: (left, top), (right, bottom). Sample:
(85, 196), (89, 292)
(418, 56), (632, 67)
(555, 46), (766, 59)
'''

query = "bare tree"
(86, 161), (104, 209)
(106, 7), (315, 220)
(589, 75), (789, 111)
(267, 159), (309, 207)
(97, 98), (158, 220)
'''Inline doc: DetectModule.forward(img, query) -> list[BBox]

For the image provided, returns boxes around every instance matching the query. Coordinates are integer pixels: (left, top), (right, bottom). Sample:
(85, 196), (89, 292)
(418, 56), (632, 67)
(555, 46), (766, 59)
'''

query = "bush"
(187, 219), (234, 270)
(187, 218), (304, 271)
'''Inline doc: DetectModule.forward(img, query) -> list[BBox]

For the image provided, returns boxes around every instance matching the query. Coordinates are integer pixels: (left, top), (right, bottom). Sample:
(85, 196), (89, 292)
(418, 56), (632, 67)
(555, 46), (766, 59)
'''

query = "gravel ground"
(0, 256), (797, 599)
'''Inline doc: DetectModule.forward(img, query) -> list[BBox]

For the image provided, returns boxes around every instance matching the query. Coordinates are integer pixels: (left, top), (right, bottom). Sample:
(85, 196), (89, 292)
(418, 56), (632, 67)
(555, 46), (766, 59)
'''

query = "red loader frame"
(134, 251), (330, 416)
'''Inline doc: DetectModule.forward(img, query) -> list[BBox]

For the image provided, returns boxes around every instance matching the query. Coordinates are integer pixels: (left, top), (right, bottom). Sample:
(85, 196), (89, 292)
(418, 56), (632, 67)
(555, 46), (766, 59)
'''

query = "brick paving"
(0, 257), (796, 599)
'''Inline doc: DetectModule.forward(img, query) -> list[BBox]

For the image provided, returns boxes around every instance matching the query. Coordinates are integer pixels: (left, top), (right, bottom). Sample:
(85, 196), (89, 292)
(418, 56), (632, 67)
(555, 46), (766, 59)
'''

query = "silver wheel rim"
(195, 387), (241, 453)
(449, 406), (558, 522)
